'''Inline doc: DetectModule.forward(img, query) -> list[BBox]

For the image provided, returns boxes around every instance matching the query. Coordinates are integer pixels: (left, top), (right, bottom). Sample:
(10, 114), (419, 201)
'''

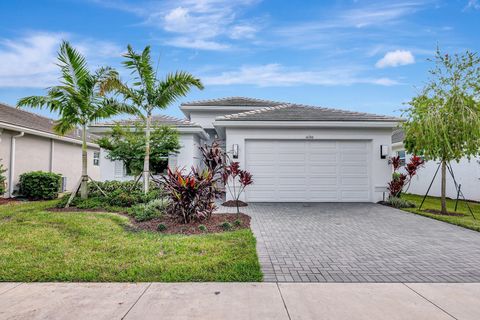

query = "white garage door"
(245, 140), (371, 202)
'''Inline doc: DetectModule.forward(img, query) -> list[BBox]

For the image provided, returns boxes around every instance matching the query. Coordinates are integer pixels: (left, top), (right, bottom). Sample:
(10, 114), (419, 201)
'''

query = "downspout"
(9, 132), (24, 197)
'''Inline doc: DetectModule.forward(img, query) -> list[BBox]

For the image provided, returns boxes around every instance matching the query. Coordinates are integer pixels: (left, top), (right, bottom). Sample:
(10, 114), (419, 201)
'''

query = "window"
(397, 150), (406, 166)
(93, 151), (100, 166)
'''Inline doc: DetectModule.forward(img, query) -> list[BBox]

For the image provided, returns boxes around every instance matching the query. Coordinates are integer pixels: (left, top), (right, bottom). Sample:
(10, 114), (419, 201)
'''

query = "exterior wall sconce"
(232, 144), (239, 159)
(380, 145), (389, 159)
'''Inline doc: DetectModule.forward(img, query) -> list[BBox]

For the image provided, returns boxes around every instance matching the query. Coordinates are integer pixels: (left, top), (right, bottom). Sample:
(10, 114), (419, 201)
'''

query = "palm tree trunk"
(441, 160), (447, 214)
(143, 112), (151, 194)
(80, 125), (88, 199)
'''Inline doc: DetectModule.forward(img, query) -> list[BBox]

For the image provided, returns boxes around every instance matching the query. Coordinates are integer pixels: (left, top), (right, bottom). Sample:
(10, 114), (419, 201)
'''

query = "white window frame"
(93, 151), (100, 166)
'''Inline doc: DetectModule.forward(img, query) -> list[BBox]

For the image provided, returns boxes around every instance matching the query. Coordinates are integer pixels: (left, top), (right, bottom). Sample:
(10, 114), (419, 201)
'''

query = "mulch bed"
(132, 213), (251, 235)
(222, 200), (248, 207)
(423, 209), (466, 217)
(0, 198), (20, 205)
(47, 206), (251, 235)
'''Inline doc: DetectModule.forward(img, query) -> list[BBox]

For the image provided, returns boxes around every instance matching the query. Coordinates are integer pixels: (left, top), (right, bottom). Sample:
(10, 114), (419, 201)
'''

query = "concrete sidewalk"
(0, 283), (479, 320)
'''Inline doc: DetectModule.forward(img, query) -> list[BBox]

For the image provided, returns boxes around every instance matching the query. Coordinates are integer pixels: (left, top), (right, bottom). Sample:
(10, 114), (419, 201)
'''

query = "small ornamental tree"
(402, 48), (480, 213)
(97, 123), (180, 176)
(0, 160), (6, 196)
(388, 155), (424, 198)
(222, 162), (253, 214)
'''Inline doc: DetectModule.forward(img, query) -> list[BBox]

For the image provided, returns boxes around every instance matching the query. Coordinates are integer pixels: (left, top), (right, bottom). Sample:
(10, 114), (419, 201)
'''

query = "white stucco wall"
(225, 126), (393, 202)
(0, 128), (100, 196)
(392, 143), (480, 201)
(99, 132), (205, 181)
(176, 133), (203, 170)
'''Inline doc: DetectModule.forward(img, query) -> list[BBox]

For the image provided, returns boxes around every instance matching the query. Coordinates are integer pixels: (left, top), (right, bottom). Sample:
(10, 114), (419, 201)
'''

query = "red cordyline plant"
(388, 155), (424, 198)
(222, 161), (253, 214)
(162, 167), (220, 223)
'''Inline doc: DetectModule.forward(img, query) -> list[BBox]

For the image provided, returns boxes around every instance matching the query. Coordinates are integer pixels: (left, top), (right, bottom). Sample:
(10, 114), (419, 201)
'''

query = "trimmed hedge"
(19, 171), (62, 200)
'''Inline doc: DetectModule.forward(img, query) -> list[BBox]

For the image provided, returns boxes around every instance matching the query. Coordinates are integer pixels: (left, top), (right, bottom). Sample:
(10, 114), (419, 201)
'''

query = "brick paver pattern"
(220, 203), (480, 283)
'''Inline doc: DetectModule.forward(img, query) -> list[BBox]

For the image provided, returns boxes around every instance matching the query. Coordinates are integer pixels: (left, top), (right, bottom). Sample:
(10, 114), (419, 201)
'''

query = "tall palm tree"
(103, 45), (204, 194)
(18, 41), (135, 200)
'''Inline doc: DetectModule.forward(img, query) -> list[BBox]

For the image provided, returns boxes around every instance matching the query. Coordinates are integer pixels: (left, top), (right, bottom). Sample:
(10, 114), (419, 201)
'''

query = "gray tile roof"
(392, 129), (405, 143)
(93, 114), (200, 127)
(0, 102), (97, 143)
(218, 103), (402, 122)
(181, 96), (282, 107)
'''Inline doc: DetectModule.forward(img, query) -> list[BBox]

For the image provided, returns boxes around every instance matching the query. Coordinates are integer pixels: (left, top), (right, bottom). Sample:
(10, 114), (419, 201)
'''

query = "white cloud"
(93, 0), (261, 50)
(167, 38), (230, 51)
(375, 50), (415, 68)
(202, 63), (399, 87)
(230, 25), (257, 39)
(0, 32), (122, 88)
(341, 2), (426, 28)
(466, 0), (480, 9)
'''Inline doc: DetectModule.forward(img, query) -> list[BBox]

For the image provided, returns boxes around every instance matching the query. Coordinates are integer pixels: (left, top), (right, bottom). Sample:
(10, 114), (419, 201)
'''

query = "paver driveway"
(223, 203), (480, 282)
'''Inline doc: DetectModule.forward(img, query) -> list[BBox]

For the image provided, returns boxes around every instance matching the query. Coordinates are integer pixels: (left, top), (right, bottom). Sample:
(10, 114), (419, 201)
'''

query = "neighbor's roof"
(217, 103), (403, 122)
(92, 114), (201, 127)
(181, 96), (282, 107)
(392, 129), (405, 143)
(0, 102), (97, 143)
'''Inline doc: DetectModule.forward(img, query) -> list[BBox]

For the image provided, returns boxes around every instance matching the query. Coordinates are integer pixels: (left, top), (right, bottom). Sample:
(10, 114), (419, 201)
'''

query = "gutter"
(9, 131), (24, 197)
(214, 120), (402, 129)
(0, 122), (99, 148)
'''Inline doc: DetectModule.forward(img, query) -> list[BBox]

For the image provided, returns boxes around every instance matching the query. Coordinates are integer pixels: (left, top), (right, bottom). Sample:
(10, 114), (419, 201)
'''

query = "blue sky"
(0, 0), (479, 119)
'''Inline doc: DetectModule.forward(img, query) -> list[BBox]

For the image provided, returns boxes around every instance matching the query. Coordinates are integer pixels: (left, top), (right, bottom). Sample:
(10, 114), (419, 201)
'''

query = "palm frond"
(155, 71), (204, 108)
(90, 98), (141, 123)
(122, 45), (155, 93)
(56, 41), (90, 91)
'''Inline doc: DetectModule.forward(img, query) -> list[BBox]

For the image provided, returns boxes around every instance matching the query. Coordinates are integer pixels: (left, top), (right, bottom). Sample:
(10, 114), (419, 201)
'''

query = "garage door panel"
(341, 153), (367, 162)
(341, 176), (369, 186)
(340, 141), (367, 149)
(309, 165), (338, 174)
(340, 165), (368, 174)
(309, 154), (337, 162)
(310, 177), (338, 186)
(245, 140), (370, 202)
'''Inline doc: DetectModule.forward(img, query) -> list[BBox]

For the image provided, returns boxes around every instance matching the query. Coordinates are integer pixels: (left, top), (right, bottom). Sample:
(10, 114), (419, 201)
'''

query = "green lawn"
(402, 193), (480, 232)
(0, 201), (262, 282)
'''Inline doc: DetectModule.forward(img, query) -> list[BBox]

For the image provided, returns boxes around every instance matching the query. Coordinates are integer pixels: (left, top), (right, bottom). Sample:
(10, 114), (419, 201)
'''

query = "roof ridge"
(94, 113), (199, 127)
(181, 96), (283, 106)
(218, 103), (291, 120)
(291, 103), (397, 119)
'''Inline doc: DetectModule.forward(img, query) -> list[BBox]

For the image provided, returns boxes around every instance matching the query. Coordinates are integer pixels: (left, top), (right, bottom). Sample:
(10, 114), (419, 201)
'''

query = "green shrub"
(19, 171), (61, 200)
(108, 190), (139, 207)
(128, 198), (167, 222)
(233, 219), (242, 227)
(157, 223), (167, 232)
(220, 222), (232, 231)
(75, 197), (105, 209)
(198, 224), (207, 232)
(387, 196), (416, 209)
(0, 160), (6, 196)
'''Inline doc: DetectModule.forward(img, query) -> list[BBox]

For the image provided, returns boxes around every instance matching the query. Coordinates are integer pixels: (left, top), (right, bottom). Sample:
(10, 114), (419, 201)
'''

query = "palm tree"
(18, 41), (135, 201)
(103, 45), (204, 194)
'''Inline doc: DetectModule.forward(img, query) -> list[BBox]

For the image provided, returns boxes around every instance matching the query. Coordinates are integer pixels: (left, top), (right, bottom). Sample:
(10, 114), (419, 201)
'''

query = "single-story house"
(92, 97), (401, 203)
(0, 103), (100, 197)
(392, 129), (480, 201)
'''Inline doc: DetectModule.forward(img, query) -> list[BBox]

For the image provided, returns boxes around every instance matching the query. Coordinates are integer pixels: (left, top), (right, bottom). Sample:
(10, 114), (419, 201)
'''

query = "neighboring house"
(89, 115), (209, 181)
(93, 97), (401, 203)
(0, 103), (100, 197)
(392, 129), (480, 201)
